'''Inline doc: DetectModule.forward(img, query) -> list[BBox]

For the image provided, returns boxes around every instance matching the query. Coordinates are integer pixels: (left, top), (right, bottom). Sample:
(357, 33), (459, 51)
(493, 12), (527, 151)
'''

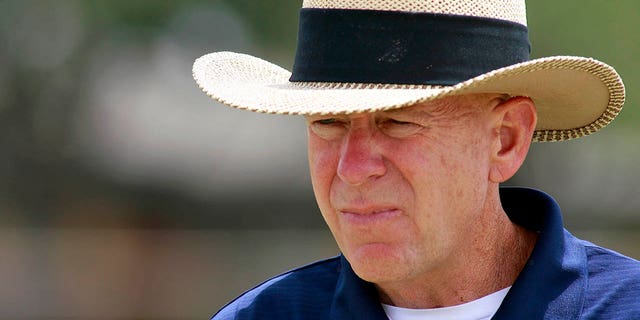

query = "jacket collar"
(494, 187), (587, 319)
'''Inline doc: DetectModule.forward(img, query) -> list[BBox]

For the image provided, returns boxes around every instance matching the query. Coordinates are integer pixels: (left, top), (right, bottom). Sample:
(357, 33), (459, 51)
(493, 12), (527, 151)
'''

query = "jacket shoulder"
(212, 256), (342, 320)
(581, 242), (640, 318)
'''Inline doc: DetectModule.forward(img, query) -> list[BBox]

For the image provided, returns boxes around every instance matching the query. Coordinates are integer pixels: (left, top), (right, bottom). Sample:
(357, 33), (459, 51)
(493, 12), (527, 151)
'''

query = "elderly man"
(193, 0), (639, 319)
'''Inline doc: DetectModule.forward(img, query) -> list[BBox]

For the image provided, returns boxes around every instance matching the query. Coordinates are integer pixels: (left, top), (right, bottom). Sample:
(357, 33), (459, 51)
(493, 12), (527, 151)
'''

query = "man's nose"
(336, 127), (386, 186)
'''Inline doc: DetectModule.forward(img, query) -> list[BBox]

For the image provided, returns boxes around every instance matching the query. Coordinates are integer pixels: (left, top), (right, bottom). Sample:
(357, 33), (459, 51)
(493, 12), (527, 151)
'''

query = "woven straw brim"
(193, 52), (624, 142)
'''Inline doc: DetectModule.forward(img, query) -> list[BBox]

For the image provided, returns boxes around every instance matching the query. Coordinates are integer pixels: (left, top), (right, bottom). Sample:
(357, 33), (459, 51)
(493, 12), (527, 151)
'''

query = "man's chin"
(346, 244), (411, 283)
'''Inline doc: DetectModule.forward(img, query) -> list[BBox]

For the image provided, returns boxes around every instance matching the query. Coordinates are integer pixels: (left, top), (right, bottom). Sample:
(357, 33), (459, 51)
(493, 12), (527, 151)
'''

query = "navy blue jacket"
(213, 188), (640, 319)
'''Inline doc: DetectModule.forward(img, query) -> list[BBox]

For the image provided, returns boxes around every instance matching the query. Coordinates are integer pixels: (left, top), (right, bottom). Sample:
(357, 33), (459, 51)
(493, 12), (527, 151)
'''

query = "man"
(193, 0), (639, 319)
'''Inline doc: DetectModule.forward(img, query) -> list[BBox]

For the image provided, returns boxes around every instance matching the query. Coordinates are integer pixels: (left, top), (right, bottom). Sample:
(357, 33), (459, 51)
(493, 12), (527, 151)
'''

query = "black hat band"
(290, 8), (531, 85)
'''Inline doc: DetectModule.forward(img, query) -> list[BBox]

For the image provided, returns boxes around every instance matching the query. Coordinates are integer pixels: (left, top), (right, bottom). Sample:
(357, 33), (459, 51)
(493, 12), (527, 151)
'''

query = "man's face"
(306, 95), (499, 285)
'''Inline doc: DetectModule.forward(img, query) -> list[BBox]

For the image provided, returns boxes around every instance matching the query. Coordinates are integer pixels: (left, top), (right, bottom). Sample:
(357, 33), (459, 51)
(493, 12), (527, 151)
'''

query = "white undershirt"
(381, 287), (511, 320)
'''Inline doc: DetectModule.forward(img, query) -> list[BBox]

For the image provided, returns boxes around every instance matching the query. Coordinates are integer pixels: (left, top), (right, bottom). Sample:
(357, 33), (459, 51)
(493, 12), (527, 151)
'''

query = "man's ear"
(488, 96), (537, 183)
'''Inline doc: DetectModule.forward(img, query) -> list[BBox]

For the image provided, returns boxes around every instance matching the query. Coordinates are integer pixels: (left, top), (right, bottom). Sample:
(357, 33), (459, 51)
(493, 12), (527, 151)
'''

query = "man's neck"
(374, 201), (538, 309)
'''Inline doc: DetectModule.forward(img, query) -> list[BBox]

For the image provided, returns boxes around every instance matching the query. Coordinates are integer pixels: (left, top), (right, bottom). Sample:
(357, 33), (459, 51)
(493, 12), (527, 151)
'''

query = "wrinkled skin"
(306, 94), (538, 308)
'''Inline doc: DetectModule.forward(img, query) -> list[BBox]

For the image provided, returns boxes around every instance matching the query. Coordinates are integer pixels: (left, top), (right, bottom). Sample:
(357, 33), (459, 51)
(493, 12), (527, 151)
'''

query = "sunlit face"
(306, 95), (499, 285)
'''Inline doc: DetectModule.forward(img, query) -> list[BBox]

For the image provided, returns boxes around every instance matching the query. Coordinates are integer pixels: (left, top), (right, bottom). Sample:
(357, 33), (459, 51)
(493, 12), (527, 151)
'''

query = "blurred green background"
(0, 1), (638, 319)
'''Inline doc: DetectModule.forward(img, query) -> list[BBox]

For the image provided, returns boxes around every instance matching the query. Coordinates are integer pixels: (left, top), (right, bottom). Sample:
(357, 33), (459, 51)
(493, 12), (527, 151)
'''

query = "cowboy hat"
(192, 0), (624, 142)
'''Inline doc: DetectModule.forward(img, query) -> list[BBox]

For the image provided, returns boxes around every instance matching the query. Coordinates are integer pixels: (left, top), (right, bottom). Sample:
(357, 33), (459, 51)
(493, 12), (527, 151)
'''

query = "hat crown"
(303, 0), (528, 26)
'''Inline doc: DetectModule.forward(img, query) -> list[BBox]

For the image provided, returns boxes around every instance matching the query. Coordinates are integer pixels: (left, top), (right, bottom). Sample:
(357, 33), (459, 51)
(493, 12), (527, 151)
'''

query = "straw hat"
(192, 0), (625, 142)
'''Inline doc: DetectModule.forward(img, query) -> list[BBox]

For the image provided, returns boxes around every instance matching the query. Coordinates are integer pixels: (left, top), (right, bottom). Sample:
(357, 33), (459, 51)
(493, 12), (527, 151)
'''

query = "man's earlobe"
(489, 97), (537, 183)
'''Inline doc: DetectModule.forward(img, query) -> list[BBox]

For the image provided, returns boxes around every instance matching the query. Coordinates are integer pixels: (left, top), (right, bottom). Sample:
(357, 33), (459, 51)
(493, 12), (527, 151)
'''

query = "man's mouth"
(339, 207), (402, 226)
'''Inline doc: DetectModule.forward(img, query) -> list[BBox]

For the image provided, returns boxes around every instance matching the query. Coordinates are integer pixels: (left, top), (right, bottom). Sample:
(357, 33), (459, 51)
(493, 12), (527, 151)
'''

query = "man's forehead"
(383, 94), (505, 121)
(305, 94), (493, 120)
(383, 103), (437, 116)
(383, 95), (478, 116)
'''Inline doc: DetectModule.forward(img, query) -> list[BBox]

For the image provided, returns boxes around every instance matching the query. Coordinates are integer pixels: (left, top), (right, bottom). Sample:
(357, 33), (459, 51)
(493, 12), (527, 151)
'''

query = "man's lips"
(339, 207), (403, 226)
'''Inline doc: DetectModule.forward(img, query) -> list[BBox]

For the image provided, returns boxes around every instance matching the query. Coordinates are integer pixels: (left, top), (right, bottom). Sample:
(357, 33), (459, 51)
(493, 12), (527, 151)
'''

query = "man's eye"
(317, 118), (337, 125)
(387, 119), (411, 125)
(308, 118), (347, 140)
(378, 118), (423, 137)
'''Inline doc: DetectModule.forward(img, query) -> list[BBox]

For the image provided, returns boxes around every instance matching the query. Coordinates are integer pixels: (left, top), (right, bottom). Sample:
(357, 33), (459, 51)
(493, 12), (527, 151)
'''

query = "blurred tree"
(528, 0), (639, 126)
(0, 0), (638, 229)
